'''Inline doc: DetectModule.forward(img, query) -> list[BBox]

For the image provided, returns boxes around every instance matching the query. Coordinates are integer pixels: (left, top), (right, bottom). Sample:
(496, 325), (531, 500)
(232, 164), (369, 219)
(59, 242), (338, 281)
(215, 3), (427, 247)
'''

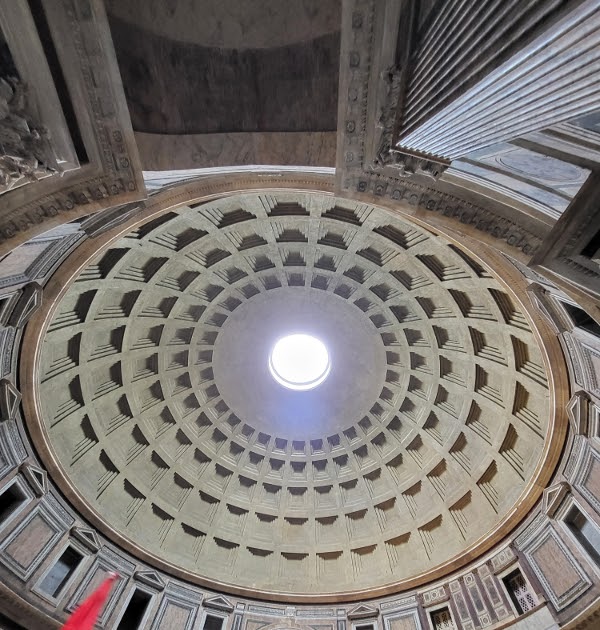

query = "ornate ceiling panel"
(26, 191), (562, 599)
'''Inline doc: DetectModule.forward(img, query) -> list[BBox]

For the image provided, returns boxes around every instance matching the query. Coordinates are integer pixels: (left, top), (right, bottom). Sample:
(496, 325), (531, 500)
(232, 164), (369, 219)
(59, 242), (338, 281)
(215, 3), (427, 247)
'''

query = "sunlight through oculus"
(269, 334), (330, 391)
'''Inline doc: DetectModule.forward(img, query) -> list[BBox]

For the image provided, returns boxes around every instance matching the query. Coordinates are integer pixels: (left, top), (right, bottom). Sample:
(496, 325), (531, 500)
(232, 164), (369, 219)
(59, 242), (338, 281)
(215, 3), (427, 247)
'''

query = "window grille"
(504, 569), (536, 614)
(431, 607), (454, 629)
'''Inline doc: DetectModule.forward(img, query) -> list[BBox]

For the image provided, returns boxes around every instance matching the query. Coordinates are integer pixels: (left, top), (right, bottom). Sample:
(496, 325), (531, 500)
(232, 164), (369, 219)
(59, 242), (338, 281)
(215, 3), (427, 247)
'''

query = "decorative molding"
(27, 233), (84, 282)
(571, 442), (600, 515)
(420, 585), (449, 607)
(0, 409), (27, 463)
(523, 526), (592, 611)
(489, 546), (517, 574)
(0, 328), (16, 378)
(7, 283), (42, 328)
(379, 596), (417, 612)
(526, 283), (570, 335)
(563, 435), (588, 483)
(347, 603), (379, 620)
(203, 595), (235, 613)
(559, 333), (600, 398)
(247, 605), (286, 616)
(336, 0), (548, 259)
(0, 379), (20, 423)
(542, 482), (571, 519)
(134, 569), (166, 591)
(561, 334), (587, 391)
(514, 513), (548, 551)
(374, 148), (449, 181)
(164, 581), (203, 603)
(19, 462), (47, 496)
(80, 201), (147, 238)
(100, 545), (136, 576)
(70, 526), (100, 553)
(44, 492), (75, 528)
(567, 392), (591, 437)
(296, 609), (336, 619)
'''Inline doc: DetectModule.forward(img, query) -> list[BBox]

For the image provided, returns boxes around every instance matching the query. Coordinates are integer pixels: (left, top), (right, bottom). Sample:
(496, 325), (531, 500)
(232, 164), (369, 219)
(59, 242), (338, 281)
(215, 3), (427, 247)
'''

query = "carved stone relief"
(0, 77), (58, 195)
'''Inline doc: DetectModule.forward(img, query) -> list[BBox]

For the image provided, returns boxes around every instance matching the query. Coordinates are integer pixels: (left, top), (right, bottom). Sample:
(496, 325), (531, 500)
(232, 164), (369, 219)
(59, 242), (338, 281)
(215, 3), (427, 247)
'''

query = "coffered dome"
(27, 191), (560, 600)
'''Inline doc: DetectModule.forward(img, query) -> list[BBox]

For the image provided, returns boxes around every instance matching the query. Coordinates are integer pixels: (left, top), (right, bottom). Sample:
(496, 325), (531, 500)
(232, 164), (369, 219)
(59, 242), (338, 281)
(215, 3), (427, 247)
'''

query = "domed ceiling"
(27, 191), (559, 600)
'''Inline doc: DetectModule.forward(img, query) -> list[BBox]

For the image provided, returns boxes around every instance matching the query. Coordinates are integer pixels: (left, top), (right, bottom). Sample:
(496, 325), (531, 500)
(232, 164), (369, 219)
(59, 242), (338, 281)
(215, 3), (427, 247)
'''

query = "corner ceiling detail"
(106, 0), (340, 135)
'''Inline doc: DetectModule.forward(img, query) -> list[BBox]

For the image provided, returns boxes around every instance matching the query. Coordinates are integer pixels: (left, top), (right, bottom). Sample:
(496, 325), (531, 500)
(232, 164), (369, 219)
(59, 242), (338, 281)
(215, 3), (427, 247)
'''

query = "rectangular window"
(203, 614), (224, 630)
(430, 607), (454, 629)
(562, 302), (600, 338)
(581, 229), (600, 260)
(566, 505), (600, 567)
(39, 546), (83, 598)
(502, 569), (536, 614)
(0, 295), (12, 322)
(0, 482), (27, 523)
(117, 589), (151, 630)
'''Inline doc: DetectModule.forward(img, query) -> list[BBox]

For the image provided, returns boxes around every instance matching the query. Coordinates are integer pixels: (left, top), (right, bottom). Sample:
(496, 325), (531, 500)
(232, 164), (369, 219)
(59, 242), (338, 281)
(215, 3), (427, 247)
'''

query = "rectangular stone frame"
(31, 536), (91, 606)
(382, 608), (422, 630)
(521, 526), (592, 611)
(148, 583), (200, 630)
(0, 502), (65, 581)
(65, 546), (133, 626)
(0, 0), (145, 255)
(0, 0), (79, 172)
(0, 474), (34, 533)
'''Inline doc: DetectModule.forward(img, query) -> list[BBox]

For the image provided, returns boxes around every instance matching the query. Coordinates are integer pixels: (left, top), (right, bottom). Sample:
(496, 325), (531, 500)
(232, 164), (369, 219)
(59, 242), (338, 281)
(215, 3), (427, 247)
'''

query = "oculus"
(269, 334), (330, 390)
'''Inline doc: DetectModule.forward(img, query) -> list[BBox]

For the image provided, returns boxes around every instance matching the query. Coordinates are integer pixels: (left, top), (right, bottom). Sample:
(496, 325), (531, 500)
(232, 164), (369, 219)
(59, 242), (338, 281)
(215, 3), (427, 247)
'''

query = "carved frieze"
(420, 586), (448, 607)
(489, 546), (517, 574)
(374, 147), (448, 181)
(373, 63), (448, 180)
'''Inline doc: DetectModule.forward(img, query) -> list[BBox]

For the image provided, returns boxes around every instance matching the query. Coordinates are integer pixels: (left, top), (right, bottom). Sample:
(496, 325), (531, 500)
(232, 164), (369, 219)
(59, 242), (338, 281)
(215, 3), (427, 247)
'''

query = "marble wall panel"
(0, 505), (63, 580)
(525, 528), (592, 610)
